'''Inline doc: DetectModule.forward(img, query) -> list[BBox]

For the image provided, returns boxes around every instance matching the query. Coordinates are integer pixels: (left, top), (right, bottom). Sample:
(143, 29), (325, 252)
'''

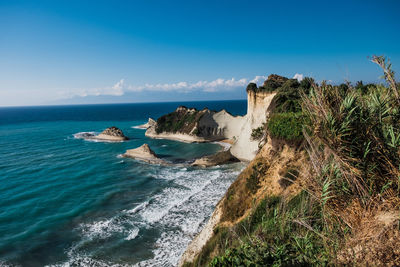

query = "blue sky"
(1, 0), (399, 106)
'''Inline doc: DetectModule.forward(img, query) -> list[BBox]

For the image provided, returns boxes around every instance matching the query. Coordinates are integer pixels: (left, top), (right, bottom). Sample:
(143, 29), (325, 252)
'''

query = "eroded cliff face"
(145, 91), (276, 162)
(230, 91), (275, 161)
(179, 138), (306, 266)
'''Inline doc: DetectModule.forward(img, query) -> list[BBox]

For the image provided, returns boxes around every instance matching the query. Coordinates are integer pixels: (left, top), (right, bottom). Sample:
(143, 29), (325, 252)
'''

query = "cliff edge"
(145, 75), (289, 161)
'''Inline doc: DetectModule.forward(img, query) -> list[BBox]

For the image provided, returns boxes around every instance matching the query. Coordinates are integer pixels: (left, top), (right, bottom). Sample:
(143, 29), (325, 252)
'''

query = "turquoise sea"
(0, 101), (246, 267)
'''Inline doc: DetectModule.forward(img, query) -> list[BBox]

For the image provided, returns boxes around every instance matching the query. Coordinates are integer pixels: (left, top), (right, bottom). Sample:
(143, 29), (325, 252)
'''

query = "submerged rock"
(123, 144), (166, 164)
(192, 150), (239, 167)
(96, 126), (128, 141)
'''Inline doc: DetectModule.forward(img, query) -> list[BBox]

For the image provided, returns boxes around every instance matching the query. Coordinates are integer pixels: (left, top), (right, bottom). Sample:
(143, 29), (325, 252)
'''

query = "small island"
(95, 126), (129, 141)
(123, 144), (167, 165)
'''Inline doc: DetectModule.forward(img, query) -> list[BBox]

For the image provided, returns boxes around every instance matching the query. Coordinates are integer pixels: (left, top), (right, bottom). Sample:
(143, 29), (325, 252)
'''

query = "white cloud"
(293, 73), (304, 81)
(250, 75), (268, 86)
(63, 75), (269, 99)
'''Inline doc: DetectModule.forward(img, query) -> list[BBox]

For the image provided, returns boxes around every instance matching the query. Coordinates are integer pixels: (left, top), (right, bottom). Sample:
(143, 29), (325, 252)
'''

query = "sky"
(0, 0), (399, 106)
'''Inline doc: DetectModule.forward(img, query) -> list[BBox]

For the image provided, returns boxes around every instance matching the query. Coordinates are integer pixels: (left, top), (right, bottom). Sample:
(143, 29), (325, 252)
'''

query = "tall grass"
(187, 56), (400, 266)
(302, 55), (400, 206)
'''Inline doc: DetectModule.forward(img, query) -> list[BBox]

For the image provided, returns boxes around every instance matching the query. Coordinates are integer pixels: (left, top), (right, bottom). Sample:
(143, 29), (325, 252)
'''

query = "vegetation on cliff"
(184, 56), (400, 266)
(155, 106), (203, 135)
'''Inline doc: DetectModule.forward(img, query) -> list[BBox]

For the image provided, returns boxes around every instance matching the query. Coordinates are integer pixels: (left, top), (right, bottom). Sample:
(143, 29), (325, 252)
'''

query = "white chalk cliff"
(145, 89), (275, 161)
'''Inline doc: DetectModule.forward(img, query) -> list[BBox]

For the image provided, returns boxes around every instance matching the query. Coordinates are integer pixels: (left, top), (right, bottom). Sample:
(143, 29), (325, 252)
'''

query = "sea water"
(0, 101), (246, 266)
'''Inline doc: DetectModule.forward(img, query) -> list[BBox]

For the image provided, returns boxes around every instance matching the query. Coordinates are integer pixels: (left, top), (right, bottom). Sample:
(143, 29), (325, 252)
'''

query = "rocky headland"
(180, 60), (400, 266)
(144, 74), (288, 161)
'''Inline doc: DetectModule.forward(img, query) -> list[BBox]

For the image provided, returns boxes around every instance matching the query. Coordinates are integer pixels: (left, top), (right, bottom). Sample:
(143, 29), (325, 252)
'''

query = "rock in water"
(136, 118), (156, 129)
(96, 126), (128, 141)
(192, 150), (239, 167)
(123, 144), (166, 164)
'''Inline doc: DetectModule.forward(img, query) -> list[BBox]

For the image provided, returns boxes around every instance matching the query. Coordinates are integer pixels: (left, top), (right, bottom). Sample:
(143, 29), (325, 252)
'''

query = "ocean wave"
(63, 164), (242, 266)
(125, 201), (150, 214)
(72, 132), (124, 143)
(134, 166), (242, 266)
(131, 125), (146, 129)
(73, 131), (97, 139)
(46, 254), (130, 267)
(125, 228), (139, 241)
(79, 218), (125, 240)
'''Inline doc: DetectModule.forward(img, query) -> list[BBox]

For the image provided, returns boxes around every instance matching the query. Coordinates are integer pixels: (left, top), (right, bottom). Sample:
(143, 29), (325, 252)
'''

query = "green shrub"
(210, 192), (329, 267)
(267, 112), (304, 142)
(272, 77), (314, 113)
(251, 125), (265, 140)
(246, 162), (268, 193)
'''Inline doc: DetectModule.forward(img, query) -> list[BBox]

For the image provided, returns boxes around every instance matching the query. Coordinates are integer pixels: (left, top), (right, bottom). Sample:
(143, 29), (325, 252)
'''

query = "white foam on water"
(72, 132), (124, 143)
(79, 218), (125, 240)
(73, 131), (96, 139)
(125, 201), (150, 214)
(125, 228), (139, 241)
(135, 166), (242, 266)
(131, 125), (146, 129)
(59, 162), (243, 267)
(47, 253), (130, 267)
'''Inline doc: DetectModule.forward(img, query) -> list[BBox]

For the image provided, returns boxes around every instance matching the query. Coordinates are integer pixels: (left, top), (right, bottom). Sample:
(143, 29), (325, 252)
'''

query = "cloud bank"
(64, 74), (304, 99)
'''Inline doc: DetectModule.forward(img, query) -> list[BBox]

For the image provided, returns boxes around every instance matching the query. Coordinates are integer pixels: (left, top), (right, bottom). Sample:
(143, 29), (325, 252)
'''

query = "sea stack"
(96, 126), (128, 141)
(123, 144), (166, 164)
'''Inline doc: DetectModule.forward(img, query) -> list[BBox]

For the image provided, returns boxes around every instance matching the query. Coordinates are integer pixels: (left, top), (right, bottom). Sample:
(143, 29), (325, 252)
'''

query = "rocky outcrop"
(146, 75), (282, 161)
(123, 144), (166, 164)
(135, 118), (156, 129)
(191, 150), (239, 167)
(95, 126), (128, 141)
(145, 106), (245, 143)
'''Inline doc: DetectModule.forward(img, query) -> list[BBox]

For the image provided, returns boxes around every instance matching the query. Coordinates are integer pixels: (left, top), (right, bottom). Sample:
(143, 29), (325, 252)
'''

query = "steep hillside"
(180, 57), (400, 266)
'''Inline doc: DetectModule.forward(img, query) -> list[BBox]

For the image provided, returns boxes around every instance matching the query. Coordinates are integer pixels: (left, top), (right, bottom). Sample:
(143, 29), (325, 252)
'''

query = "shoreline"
(145, 131), (225, 144)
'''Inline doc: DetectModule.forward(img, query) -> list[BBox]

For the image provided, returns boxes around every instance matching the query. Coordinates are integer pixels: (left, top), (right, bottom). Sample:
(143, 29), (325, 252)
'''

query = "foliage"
(186, 56), (400, 267)
(246, 162), (267, 193)
(267, 112), (305, 142)
(155, 109), (200, 134)
(302, 72), (400, 202)
(251, 125), (265, 140)
(246, 74), (289, 93)
(272, 77), (314, 113)
(258, 74), (289, 93)
(208, 193), (329, 267)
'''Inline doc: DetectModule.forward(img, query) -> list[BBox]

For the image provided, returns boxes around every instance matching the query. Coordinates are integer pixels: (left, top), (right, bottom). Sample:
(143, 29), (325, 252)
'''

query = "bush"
(251, 125), (265, 140)
(267, 112), (304, 142)
(210, 192), (329, 267)
(272, 77), (314, 113)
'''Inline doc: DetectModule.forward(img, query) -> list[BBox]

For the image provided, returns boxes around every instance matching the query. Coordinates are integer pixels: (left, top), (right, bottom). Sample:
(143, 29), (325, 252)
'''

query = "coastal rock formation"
(96, 126), (128, 141)
(135, 118), (156, 129)
(145, 75), (283, 161)
(191, 150), (239, 167)
(145, 106), (245, 143)
(123, 144), (166, 164)
(230, 82), (276, 161)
